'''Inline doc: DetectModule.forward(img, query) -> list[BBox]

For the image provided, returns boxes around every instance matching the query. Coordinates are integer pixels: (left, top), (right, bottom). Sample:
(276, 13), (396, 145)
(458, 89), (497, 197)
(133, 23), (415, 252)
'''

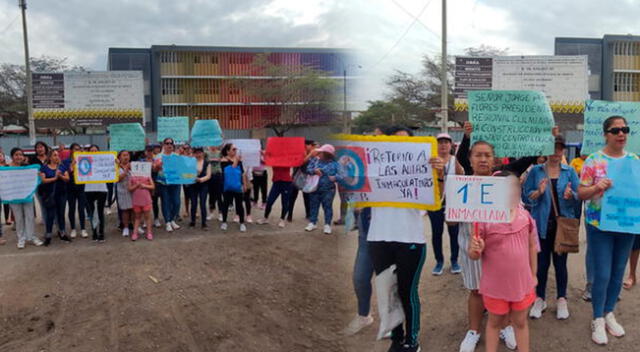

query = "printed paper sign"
(582, 100), (640, 156)
(445, 175), (511, 223)
(0, 165), (41, 203)
(157, 116), (189, 143)
(600, 157), (640, 234)
(469, 90), (555, 158)
(73, 151), (119, 184)
(162, 154), (197, 185)
(226, 139), (261, 168)
(130, 161), (152, 178)
(191, 119), (223, 147)
(109, 122), (145, 151)
(264, 137), (305, 167)
(332, 134), (441, 211)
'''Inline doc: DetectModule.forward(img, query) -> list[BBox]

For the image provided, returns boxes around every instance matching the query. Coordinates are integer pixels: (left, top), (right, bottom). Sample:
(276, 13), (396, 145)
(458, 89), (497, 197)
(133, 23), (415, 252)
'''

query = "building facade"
(555, 34), (640, 102)
(108, 45), (351, 131)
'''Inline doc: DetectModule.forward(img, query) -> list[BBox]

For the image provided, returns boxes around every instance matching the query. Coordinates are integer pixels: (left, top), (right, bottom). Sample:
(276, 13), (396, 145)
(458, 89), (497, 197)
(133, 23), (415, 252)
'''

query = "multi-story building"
(555, 34), (640, 102)
(108, 45), (351, 131)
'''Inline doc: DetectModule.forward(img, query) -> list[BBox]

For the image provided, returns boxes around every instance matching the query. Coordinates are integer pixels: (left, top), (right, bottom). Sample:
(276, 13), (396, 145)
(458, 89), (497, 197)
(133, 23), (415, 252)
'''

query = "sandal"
(623, 277), (636, 290)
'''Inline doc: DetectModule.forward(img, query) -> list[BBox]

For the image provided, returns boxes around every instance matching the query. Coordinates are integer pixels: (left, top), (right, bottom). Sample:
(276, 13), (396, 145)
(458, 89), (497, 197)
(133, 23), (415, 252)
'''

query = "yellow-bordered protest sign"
(330, 134), (441, 211)
(73, 151), (120, 184)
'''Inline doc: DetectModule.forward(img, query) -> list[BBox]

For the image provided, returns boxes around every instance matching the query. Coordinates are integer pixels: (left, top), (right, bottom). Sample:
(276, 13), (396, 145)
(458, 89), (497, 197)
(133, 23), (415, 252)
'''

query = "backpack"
(223, 164), (243, 193)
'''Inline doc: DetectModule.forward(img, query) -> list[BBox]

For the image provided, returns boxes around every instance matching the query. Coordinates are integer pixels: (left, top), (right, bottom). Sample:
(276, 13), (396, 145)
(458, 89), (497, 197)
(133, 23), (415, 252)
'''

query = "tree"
(0, 56), (85, 128)
(239, 53), (339, 136)
(355, 45), (509, 131)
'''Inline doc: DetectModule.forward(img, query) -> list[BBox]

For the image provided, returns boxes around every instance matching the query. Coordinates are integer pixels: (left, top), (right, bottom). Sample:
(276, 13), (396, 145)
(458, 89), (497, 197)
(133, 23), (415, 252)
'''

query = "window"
(211, 55), (218, 64)
(194, 56), (201, 64)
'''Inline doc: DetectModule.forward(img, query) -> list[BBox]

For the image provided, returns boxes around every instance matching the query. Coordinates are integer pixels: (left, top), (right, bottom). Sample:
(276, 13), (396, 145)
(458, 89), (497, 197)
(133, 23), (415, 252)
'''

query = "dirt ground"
(0, 197), (639, 352)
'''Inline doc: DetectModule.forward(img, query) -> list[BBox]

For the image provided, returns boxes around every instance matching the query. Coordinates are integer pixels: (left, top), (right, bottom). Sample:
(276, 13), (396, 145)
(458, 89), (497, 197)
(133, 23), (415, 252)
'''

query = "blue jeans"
(427, 209), (459, 264)
(264, 181), (291, 220)
(353, 208), (374, 316)
(309, 188), (335, 225)
(587, 224), (635, 318)
(159, 184), (181, 223)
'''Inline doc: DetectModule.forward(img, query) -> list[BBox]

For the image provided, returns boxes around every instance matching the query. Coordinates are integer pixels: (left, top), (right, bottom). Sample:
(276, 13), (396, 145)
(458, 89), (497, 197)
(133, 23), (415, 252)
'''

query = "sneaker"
(387, 340), (403, 352)
(59, 234), (72, 243)
(257, 218), (269, 225)
(81, 230), (89, 238)
(206, 214), (214, 221)
(165, 223), (173, 232)
(399, 343), (420, 352)
(146, 232), (154, 240)
(70, 229), (77, 238)
(529, 298), (547, 319)
(131, 233), (139, 241)
(246, 215), (253, 224)
(499, 325), (517, 350)
(43, 237), (51, 247)
(154, 219), (161, 228)
(605, 312), (625, 337)
(122, 228), (130, 237)
(451, 262), (462, 274)
(170, 221), (181, 230)
(278, 219), (286, 228)
(17, 240), (25, 249)
(432, 262), (444, 276)
(592, 318), (608, 345)
(218, 214), (223, 222)
(220, 223), (228, 231)
(233, 215), (240, 223)
(98, 234), (105, 243)
(323, 224), (332, 234)
(106, 209), (112, 215)
(240, 224), (247, 232)
(305, 223), (318, 232)
(138, 227), (145, 235)
(459, 330), (481, 352)
(31, 238), (44, 246)
(556, 298), (570, 320)
(342, 315), (374, 336)
(582, 283), (592, 301)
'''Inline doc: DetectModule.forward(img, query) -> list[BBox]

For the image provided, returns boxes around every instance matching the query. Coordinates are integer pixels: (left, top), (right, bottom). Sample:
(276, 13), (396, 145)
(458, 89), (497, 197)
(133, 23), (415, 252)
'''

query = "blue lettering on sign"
(457, 183), (469, 203)
(481, 184), (493, 204)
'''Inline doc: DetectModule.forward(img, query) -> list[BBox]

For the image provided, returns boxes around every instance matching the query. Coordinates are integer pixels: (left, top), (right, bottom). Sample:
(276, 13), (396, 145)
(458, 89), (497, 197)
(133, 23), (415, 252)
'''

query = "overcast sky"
(1, 0), (638, 109)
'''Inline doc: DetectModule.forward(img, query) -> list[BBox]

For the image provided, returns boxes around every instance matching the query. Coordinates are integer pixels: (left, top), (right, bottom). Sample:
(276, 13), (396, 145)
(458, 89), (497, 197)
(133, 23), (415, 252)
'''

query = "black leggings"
(86, 192), (107, 236)
(208, 174), (224, 211)
(68, 187), (87, 231)
(222, 191), (245, 223)
(369, 241), (426, 346)
(252, 172), (268, 204)
(243, 190), (252, 216)
(190, 183), (208, 225)
(288, 187), (310, 221)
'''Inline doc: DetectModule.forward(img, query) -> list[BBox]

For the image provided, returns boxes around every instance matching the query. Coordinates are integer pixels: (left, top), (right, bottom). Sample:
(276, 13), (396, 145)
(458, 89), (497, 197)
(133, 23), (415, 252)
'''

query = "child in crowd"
(129, 169), (155, 241)
(469, 170), (539, 352)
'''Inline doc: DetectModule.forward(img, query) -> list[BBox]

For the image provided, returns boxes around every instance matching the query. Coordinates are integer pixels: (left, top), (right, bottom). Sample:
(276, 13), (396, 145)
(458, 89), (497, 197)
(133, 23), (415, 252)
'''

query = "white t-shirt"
(367, 207), (426, 244)
(85, 182), (108, 192)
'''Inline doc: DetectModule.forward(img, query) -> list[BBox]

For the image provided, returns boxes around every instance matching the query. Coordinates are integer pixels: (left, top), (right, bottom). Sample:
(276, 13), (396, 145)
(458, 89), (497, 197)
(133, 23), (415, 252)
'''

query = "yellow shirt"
(570, 157), (584, 175)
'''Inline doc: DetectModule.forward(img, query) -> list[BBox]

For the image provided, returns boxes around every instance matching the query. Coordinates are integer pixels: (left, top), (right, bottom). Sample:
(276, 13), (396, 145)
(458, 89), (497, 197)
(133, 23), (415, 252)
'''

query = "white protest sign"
(73, 151), (119, 184)
(445, 175), (511, 223)
(226, 139), (261, 168)
(331, 135), (440, 210)
(0, 165), (40, 203)
(130, 161), (152, 178)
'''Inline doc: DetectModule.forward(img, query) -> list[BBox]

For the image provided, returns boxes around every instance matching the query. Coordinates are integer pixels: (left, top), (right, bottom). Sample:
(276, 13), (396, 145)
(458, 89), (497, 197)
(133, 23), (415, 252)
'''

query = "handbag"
(545, 168), (580, 254)
(302, 175), (320, 193)
(293, 169), (307, 190)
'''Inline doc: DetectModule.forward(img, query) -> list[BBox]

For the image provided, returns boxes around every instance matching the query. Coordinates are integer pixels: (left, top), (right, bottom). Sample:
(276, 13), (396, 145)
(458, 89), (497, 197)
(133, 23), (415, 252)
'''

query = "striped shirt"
(458, 223), (482, 290)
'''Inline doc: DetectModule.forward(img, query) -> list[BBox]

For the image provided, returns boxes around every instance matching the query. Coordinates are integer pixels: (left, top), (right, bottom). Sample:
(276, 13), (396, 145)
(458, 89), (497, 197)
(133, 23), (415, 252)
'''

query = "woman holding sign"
(578, 116), (639, 345)
(523, 135), (580, 321)
(84, 145), (109, 242)
(9, 148), (43, 248)
(220, 143), (248, 232)
(189, 148), (211, 228)
(39, 149), (71, 246)
(304, 144), (342, 235)
(67, 143), (88, 239)
(154, 138), (182, 233)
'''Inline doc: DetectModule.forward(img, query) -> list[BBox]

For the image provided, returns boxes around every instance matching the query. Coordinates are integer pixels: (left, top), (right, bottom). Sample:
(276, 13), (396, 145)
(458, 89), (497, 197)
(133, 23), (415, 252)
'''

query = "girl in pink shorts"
(469, 170), (539, 352)
(129, 174), (155, 241)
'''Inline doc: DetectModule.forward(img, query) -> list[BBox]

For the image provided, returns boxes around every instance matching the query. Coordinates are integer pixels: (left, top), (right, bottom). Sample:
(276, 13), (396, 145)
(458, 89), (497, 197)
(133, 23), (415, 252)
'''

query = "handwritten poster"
(0, 165), (41, 203)
(332, 134), (441, 210)
(600, 157), (640, 234)
(226, 139), (261, 168)
(109, 122), (145, 152)
(445, 175), (511, 223)
(162, 154), (197, 185)
(582, 100), (640, 156)
(73, 151), (119, 184)
(157, 116), (189, 143)
(191, 119), (223, 147)
(264, 137), (305, 167)
(469, 90), (555, 158)
(130, 161), (152, 178)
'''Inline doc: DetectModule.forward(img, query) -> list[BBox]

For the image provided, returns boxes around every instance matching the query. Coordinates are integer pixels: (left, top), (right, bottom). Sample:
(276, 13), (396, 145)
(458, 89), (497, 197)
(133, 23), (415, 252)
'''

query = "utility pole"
(343, 68), (349, 134)
(440, 0), (448, 133)
(19, 0), (36, 145)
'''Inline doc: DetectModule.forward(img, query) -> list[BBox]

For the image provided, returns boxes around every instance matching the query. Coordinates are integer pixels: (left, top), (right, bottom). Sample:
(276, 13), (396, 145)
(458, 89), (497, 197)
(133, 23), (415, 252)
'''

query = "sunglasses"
(606, 127), (630, 135)
(232, 147), (237, 151)
(164, 142), (174, 145)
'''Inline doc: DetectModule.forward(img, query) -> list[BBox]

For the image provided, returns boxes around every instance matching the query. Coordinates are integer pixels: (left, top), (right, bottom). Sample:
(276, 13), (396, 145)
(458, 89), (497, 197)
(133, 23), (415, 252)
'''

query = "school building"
(555, 34), (640, 102)
(107, 45), (351, 133)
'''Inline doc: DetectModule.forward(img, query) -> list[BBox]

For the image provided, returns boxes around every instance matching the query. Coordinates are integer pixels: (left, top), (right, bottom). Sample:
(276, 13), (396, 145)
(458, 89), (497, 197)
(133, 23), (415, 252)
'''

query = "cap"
(316, 144), (335, 155)
(436, 133), (453, 141)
